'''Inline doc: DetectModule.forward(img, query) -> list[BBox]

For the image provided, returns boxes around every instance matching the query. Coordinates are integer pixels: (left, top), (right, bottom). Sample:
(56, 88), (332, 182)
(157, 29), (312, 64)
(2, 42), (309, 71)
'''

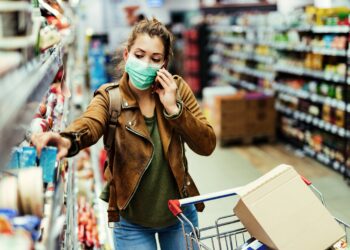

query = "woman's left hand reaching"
(154, 68), (179, 115)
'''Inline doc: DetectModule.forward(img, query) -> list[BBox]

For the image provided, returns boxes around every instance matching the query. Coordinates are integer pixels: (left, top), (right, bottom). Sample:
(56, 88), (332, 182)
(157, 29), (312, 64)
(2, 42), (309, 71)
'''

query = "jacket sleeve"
(61, 85), (110, 156)
(164, 76), (216, 156)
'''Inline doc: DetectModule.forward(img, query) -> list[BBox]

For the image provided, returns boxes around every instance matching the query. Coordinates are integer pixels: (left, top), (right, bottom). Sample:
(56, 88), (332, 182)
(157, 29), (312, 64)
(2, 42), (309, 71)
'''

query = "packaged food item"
(18, 147), (37, 168)
(6, 148), (19, 169)
(237, 237), (268, 250)
(12, 215), (41, 240)
(332, 239), (349, 250)
(39, 147), (58, 183)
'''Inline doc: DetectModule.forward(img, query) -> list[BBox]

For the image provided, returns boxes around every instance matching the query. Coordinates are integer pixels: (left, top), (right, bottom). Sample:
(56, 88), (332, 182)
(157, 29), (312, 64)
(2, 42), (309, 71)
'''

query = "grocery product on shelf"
(206, 6), (350, 180)
(0, 1), (113, 249)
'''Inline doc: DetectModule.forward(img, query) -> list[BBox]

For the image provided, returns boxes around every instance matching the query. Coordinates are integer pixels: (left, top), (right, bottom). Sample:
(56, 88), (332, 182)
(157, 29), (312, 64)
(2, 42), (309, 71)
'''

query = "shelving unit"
(0, 44), (63, 167)
(206, 9), (350, 181)
(0, 1), (115, 248)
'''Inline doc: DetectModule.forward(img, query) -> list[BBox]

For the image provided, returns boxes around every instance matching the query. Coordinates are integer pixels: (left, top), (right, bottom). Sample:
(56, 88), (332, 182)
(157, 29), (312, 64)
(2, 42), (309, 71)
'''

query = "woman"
(32, 18), (216, 249)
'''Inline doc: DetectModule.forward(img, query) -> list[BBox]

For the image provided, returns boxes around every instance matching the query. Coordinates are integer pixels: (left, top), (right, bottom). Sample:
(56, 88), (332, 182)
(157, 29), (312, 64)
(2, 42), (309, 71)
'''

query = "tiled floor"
(187, 142), (350, 235)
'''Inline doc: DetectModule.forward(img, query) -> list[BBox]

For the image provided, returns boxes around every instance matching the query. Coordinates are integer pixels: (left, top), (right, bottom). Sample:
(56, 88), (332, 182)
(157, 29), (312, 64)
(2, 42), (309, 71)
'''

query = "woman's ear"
(123, 48), (129, 61)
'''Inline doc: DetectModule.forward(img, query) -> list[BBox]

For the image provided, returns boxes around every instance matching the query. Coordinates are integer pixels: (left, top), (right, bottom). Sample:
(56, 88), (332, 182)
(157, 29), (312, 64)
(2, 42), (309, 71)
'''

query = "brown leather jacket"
(62, 73), (216, 222)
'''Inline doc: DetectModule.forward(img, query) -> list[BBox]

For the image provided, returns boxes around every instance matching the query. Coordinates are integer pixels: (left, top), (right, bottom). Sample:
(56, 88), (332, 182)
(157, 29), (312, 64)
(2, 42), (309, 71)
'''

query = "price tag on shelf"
(306, 115), (313, 123)
(340, 165), (346, 174)
(331, 125), (338, 134)
(299, 111), (306, 120)
(325, 97), (332, 106)
(310, 94), (317, 102)
(325, 123), (331, 131)
(330, 99), (338, 108)
(316, 95), (324, 104)
(339, 128), (345, 137)
(319, 120), (325, 128)
(333, 161), (340, 170)
(312, 118), (318, 125)
(303, 146), (315, 157)
(336, 101), (345, 111)
(324, 72), (332, 81)
(346, 130), (350, 139)
(333, 75), (341, 82)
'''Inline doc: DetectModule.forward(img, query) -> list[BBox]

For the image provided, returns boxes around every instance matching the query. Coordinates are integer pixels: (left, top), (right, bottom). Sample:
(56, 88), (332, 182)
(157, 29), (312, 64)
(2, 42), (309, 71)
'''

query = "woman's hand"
(31, 132), (71, 160)
(155, 68), (179, 115)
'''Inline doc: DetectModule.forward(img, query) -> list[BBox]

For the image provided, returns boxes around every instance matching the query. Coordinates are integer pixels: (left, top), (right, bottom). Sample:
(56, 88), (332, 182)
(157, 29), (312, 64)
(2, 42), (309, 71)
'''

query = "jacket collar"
(119, 71), (172, 157)
(118, 72), (139, 109)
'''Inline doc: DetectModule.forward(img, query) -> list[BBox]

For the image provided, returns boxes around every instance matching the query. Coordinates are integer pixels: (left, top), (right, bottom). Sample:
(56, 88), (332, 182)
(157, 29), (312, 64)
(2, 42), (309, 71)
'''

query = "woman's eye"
(135, 54), (143, 58)
(152, 58), (161, 63)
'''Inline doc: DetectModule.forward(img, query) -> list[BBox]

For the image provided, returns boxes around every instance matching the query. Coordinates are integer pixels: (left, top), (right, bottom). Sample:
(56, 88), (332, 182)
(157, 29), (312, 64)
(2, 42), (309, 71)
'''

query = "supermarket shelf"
(275, 64), (346, 83)
(270, 42), (310, 52)
(269, 42), (347, 56)
(303, 145), (347, 174)
(213, 36), (348, 58)
(312, 47), (347, 57)
(0, 43), (63, 168)
(210, 25), (245, 33)
(225, 63), (275, 81)
(213, 69), (273, 95)
(213, 36), (271, 47)
(200, 2), (277, 14)
(90, 143), (115, 250)
(275, 102), (350, 139)
(214, 47), (275, 64)
(312, 25), (350, 33)
(272, 82), (348, 111)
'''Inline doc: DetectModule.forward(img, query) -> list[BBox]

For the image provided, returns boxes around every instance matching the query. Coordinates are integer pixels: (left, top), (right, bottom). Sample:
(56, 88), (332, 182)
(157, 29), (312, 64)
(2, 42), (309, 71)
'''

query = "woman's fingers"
(31, 132), (60, 157)
(156, 70), (170, 88)
(57, 147), (68, 160)
(157, 69), (177, 91)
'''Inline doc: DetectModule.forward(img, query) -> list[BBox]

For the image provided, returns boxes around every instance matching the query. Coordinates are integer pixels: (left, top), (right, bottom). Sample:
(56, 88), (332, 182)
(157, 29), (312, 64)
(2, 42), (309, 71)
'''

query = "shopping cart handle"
(300, 175), (312, 186)
(169, 187), (242, 216)
(168, 200), (182, 216)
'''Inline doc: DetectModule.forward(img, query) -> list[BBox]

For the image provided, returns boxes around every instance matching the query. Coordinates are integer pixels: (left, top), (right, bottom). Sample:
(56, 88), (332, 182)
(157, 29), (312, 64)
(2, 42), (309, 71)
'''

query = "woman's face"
(124, 34), (165, 67)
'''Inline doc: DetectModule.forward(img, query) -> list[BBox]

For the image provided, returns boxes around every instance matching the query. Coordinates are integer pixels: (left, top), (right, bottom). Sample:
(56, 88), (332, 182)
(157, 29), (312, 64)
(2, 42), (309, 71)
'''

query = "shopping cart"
(168, 176), (350, 250)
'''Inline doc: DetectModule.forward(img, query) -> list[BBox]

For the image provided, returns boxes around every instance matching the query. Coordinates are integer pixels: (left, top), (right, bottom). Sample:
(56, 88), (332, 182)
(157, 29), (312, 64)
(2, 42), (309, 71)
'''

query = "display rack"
(91, 143), (115, 250)
(0, 1), (115, 248)
(199, 1), (276, 14)
(0, 44), (63, 167)
(206, 10), (350, 182)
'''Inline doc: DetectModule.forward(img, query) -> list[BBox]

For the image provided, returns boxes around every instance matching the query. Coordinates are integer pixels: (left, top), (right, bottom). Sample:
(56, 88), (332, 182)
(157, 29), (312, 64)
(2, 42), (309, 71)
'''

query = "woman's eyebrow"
(135, 48), (163, 56)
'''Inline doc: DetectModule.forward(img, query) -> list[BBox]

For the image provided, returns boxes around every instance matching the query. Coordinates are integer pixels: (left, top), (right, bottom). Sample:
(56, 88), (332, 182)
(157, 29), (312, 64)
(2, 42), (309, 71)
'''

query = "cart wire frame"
(169, 176), (350, 250)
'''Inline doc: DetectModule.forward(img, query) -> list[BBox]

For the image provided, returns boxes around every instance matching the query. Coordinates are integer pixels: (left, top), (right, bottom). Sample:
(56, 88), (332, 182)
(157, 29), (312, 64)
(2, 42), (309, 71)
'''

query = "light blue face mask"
(125, 55), (162, 90)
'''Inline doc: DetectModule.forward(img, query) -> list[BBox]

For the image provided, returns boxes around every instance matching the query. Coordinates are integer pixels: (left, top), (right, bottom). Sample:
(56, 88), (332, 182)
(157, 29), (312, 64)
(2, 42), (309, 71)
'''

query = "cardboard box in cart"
(234, 165), (345, 250)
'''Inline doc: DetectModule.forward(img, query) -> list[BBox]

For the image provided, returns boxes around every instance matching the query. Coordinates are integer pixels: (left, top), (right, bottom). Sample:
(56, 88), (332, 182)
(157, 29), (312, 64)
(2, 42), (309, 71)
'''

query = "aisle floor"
(187, 142), (350, 230)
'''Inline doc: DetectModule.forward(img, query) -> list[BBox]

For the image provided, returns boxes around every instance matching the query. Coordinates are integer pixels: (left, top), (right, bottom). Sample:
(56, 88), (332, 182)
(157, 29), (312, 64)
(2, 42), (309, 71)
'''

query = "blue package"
(19, 147), (37, 168)
(0, 209), (18, 219)
(12, 215), (41, 241)
(6, 148), (20, 169)
(237, 238), (267, 250)
(39, 146), (58, 183)
(12, 215), (40, 231)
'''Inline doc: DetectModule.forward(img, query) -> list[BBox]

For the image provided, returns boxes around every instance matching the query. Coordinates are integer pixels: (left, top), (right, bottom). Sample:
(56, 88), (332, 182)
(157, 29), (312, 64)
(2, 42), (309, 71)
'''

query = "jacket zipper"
(123, 126), (154, 209)
(180, 138), (187, 198)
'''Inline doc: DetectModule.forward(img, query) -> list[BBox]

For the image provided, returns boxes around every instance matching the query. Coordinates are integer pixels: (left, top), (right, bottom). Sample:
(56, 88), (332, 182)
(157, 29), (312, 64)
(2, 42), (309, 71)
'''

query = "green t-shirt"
(120, 113), (181, 228)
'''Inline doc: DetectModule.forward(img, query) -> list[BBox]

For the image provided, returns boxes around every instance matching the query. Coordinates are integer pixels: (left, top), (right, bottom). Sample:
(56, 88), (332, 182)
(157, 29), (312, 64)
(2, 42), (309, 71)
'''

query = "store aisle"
(187, 143), (350, 229)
